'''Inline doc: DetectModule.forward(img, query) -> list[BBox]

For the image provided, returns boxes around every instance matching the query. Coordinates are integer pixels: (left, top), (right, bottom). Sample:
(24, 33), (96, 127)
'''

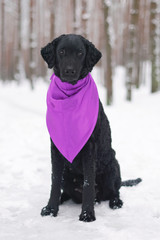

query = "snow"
(0, 69), (160, 240)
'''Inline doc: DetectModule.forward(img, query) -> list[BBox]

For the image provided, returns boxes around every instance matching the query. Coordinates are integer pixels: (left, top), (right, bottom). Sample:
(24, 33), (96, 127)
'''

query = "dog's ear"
(41, 42), (55, 69)
(41, 34), (65, 69)
(81, 37), (102, 72)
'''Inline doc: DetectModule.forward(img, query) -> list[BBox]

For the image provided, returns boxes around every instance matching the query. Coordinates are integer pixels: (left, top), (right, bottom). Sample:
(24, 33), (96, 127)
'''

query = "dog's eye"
(59, 49), (65, 55)
(77, 50), (83, 57)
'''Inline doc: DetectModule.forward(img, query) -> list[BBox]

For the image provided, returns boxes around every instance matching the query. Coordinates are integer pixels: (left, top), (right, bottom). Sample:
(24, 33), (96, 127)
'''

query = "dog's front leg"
(41, 141), (64, 217)
(79, 141), (96, 222)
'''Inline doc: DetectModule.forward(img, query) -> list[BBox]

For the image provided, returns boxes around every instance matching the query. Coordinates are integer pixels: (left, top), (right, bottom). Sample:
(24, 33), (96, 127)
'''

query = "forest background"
(1, 1), (160, 239)
(0, 0), (160, 105)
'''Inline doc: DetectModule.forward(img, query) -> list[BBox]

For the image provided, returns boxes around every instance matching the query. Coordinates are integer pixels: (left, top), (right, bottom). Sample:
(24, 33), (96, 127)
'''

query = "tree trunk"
(15, 0), (22, 82)
(150, 1), (159, 93)
(1, 0), (6, 80)
(50, 0), (55, 40)
(104, 0), (113, 105)
(29, 0), (35, 89)
(81, 0), (88, 38)
(126, 0), (139, 101)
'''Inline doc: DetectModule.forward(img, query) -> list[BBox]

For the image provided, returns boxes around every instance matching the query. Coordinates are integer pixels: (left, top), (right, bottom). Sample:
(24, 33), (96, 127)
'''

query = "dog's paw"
(79, 210), (96, 222)
(41, 205), (58, 217)
(109, 198), (123, 209)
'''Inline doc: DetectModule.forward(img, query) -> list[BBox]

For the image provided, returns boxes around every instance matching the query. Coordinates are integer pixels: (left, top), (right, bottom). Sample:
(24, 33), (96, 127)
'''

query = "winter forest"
(0, 0), (160, 104)
(1, 1), (160, 240)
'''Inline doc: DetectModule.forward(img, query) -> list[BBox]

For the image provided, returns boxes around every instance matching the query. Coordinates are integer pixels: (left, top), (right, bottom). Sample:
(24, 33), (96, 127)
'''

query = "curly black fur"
(41, 34), (101, 83)
(40, 34), (141, 222)
(121, 178), (142, 187)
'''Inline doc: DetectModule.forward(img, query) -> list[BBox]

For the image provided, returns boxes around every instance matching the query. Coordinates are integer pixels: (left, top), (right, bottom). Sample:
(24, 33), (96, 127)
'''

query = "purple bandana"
(46, 73), (99, 163)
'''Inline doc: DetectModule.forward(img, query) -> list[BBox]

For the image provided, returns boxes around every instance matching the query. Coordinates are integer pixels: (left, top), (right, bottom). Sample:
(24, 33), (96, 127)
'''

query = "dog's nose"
(64, 67), (76, 76)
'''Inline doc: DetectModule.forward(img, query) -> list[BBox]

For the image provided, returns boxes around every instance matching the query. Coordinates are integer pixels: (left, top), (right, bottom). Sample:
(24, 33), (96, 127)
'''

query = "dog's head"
(41, 34), (102, 85)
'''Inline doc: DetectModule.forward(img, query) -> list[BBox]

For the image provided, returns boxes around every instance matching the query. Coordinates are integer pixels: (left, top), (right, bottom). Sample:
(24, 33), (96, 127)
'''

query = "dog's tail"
(121, 178), (142, 187)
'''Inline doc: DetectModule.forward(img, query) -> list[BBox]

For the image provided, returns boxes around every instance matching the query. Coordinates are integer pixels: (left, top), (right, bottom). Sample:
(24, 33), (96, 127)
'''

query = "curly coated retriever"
(40, 34), (141, 222)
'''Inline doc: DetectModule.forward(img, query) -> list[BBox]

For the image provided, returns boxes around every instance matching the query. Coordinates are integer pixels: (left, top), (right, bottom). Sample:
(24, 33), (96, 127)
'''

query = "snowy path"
(0, 80), (160, 240)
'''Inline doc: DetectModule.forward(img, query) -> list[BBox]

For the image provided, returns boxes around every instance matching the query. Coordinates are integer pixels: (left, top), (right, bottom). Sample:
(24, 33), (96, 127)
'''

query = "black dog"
(40, 34), (141, 222)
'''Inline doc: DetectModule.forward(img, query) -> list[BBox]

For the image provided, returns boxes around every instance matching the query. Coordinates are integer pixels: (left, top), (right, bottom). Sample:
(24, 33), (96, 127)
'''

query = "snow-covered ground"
(0, 68), (160, 240)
